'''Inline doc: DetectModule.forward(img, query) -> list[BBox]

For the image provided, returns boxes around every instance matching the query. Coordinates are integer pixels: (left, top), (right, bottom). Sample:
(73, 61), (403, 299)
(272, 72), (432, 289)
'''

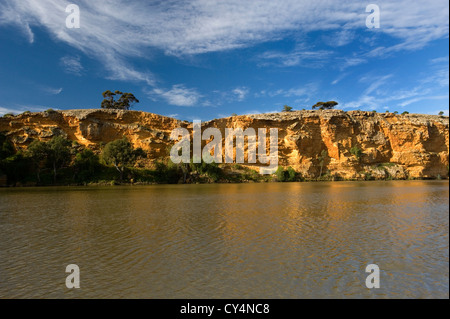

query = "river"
(0, 181), (448, 298)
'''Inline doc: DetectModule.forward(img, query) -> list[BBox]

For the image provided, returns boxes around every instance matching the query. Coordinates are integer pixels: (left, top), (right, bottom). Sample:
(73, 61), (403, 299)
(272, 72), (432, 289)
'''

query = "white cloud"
(0, 104), (46, 115)
(43, 86), (63, 95)
(150, 84), (202, 107)
(59, 56), (84, 76)
(0, 0), (448, 107)
(259, 47), (333, 67)
(338, 57), (367, 70)
(430, 56), (449, 64)
(331, 73), (349, 85)
(1, 0), (446, 75)
(361, 74), (394, 95)
(267, 83), (318, 99)
(323, 29), (355, 47)
(343, 69), (449, 111)
(0, 106), (19, 115)
(232, 87), (249, 101)
(398, 95), (449, 107)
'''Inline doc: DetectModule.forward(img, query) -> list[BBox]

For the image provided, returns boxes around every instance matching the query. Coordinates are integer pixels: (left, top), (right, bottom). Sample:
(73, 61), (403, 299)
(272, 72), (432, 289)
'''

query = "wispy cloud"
(258, 47), (333, 68)
(430, 56), (449, 64)
(323, 29), (356, 47)
(0, 0), (448, 110)
(398, 95), (449, 107)
(266, 83), (318, 99)
(1, 0), (446, 78)
(59, 56), (84, 76)
(42, 86), (63, 95)
(149, 84), (202, 107)
(232, 87), (249, 101)
(361, 74), (394, 95)
(337, 57), (367, 70)
(0, 104), (46, 115)
(331, 72), (350, 85)
(343, 68), (449, 111)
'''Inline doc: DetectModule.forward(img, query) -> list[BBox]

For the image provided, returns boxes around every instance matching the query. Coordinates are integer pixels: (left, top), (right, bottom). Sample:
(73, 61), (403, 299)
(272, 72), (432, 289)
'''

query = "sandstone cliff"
(1, 109), (448, 179)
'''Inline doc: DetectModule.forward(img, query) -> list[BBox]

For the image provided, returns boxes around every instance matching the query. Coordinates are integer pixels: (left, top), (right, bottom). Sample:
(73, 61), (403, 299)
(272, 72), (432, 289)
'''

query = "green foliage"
(189, 155), (222, 182)
(350, 145), (363, 161)
(152, 161), (181, 184)
(363, 172), (374, 181)
(232, 164), (243, 170)
(275, 166), (287, 182)
(376, 162), (395, 168)
(275, 166), (299, 182)
(402, 111), (409, 115)
(46, 108), (56, 113)
(3, 113), (14, 118)
(318, 149), (328, 178)
(101, 90), (139, 110)
(287, 167), (297, 182)
(74, 149), (100, 181)
(0, 133), (17, 177)
(26, 139), (48, 182)
(2, 152), (31, 185)
(439, 111), (444, 116)
(393, 111), (399, 114)
(0, 133), (15, 161)
(282, 105), (293, 112)
(47, 136), (72, 183)
(312, 101), (338, 110)
(102, 138), (136, 180)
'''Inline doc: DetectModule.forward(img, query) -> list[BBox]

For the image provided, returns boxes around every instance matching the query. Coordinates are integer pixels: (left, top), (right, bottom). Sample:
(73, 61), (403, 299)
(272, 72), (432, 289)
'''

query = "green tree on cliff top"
(101, 90), (139, 110)
(312, 101), (338, 110)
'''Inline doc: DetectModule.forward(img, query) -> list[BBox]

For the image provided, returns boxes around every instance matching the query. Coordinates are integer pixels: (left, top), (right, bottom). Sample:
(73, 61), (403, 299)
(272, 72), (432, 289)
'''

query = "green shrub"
(287, 167), (297, 182)
(350, 146), (363, 160)
(275, 166), (286, 182)
(283, 105), (293, 112)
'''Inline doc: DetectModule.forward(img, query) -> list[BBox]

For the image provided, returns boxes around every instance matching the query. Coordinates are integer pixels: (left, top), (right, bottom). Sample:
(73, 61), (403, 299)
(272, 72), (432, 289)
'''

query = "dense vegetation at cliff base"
(0, 133), (280, 186)
(0, 132), (447, 187)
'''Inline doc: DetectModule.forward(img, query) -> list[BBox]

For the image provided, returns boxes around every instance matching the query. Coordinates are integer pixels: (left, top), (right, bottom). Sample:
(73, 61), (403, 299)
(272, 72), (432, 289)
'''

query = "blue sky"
(0, 0), (448, 121)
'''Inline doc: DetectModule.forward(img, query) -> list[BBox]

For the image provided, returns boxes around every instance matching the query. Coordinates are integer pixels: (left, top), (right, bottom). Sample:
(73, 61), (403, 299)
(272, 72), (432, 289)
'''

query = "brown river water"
(0, 181), (448, 298)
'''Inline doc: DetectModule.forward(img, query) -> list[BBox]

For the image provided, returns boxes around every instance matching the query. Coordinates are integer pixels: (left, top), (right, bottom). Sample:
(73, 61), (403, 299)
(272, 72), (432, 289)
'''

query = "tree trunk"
(53, 162), (57, 184)
(319, 163), (323, 180)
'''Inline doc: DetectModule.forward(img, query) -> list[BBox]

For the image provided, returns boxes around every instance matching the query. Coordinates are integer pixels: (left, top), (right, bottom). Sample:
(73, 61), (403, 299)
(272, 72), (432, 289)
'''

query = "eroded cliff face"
(0, 109), (448, 179)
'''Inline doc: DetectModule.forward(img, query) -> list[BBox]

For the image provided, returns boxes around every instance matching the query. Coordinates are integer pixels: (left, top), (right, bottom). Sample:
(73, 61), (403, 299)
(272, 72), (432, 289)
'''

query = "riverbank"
(1, 165), (447, 188)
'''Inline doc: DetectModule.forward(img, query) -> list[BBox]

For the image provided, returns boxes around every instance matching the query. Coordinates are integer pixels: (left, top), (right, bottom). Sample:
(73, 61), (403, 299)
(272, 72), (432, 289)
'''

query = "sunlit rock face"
(1, 109), (448, 179)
